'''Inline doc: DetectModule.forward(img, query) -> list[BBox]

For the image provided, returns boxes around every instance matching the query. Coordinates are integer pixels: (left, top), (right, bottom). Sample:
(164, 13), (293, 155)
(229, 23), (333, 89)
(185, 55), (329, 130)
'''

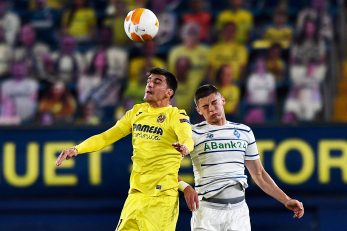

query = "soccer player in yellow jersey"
(55, 67), (194, 231)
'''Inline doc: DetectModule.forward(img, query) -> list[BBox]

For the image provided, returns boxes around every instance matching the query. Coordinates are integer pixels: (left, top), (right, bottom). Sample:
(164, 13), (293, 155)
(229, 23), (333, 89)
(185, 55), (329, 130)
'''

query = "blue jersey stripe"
(195, 176), (247, 188)
(199, 150), (246, 155)
(201, 161), (244, 166)
(201, 172), (247, 179)
(197, 183), (247, 196)
(245, 153), (259, 157)
(192, 127), (251, 135)
(198, 185), (227, 195)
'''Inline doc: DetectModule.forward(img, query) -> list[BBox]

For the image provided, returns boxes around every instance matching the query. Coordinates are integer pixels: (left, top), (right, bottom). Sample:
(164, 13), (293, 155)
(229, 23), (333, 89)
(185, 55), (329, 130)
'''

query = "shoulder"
(129, 103), (148, 114)
(192, 121), (207, 129)
(192, 121), (209, 134)
(168, 107), (191, 125)
(169, 106), (189, 117)
(231, 122), (252, 133)
(133, 102), (148, 109)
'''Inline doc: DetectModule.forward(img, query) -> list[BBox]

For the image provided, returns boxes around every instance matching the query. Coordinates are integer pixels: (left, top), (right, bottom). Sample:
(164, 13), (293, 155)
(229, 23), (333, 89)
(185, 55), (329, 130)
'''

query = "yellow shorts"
(115, 193), (179, 231)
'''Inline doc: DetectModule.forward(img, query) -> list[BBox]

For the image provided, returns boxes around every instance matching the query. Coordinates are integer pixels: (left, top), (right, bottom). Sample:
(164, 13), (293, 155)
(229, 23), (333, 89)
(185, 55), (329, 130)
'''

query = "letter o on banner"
(273, 139), (314, 185)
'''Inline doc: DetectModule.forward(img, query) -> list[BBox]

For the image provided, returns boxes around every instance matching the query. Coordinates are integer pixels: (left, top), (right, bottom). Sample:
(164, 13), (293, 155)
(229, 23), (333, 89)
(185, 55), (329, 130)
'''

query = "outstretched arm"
(56, 122), (130, 166)
(246, 159), (304, 219)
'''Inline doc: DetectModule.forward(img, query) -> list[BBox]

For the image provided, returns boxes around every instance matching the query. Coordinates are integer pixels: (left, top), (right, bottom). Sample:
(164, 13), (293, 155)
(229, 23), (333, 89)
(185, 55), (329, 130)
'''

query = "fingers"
(187, 196), (198, 212)
(186, 189), (199, 212)
(293, 208), (304, 219)
(295, 202), (304, 219)
(172, 143), (189, 157)
(172, 143), (183, 151)
(194, 192), (199, 210)
(183, 186), (199, 212)
(290, 201), (304, 219)
(191, 201), (196, 211)
(56, 148), (78, 166)
(297, 209), (304, 218)
(56, 150), (67, 166)
(187, 197), (193, 211)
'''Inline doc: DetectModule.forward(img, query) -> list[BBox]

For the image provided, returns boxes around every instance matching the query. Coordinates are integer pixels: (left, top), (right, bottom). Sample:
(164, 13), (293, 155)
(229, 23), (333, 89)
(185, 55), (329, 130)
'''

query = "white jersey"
(191, 121), (259, 201)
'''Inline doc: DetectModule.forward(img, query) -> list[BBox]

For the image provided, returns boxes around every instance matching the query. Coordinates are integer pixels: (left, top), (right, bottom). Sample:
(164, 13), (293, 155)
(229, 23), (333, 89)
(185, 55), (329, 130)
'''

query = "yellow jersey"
(62, 8), (96, 39)
(208, 42), (249, 81)
(76, 103), (194, 196)
(216, 9), (253, 44)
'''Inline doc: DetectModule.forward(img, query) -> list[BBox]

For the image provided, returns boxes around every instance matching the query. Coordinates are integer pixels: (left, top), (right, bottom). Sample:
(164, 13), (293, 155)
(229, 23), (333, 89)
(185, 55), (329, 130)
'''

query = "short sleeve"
(245, 129), (260, 160)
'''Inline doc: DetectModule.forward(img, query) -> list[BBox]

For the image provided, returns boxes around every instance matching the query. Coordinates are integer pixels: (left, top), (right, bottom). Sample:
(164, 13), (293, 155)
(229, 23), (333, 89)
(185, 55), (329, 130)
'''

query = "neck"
(208, 116), (227, 126)
(148, 100), (170, 108)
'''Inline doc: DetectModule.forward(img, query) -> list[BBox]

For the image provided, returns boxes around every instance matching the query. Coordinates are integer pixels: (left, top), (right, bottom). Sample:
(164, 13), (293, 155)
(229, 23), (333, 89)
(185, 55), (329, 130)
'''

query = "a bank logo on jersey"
(234, 129), (241, 139)
(206, 133), (214, 139)
(157, 114), (166, 123)
(204, 140), (247, 151)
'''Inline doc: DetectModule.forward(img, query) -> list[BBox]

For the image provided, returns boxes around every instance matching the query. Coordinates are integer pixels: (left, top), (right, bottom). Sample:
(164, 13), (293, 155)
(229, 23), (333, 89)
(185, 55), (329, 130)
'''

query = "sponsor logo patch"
(179, 118), (190, 124)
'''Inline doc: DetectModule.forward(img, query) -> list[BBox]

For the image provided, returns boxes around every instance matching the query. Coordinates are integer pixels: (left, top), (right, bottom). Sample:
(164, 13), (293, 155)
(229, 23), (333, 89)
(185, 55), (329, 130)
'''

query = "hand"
(183, 185), (199, 212)
(56, 147), (78, 166)
(172, 143), (190, 157)
(285, 199), (304, 219)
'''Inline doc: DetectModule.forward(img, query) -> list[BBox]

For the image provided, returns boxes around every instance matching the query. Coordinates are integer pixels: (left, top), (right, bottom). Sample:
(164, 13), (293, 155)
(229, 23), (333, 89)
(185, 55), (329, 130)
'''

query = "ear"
(221, 96), (226, 105)
(167, 89), (174, 98)
(196, 106), (203, 115)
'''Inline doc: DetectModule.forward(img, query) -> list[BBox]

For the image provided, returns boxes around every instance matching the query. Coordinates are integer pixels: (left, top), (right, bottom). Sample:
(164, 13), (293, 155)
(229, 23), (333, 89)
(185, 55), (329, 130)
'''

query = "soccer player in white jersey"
(175, 84), (304, 231)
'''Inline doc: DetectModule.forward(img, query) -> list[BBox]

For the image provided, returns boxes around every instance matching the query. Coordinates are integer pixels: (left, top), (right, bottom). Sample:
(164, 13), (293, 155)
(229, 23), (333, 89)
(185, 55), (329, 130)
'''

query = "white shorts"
(191, 200), (251, 231)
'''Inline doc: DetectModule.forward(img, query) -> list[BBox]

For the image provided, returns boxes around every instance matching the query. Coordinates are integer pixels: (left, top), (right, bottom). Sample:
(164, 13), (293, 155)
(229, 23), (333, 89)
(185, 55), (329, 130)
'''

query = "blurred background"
(0, 0), (346, 230)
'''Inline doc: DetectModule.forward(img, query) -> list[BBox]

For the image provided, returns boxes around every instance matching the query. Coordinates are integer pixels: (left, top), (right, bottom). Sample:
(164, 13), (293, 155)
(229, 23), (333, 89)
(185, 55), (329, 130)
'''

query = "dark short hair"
(194, 84), (219, 105)
(147, 67), (178, 98)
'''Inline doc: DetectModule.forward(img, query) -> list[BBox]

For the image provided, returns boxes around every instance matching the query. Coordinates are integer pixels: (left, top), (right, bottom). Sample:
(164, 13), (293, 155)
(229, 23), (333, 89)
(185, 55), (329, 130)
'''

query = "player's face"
(144, 74), (173, 105)
(196, 93), (226, 125)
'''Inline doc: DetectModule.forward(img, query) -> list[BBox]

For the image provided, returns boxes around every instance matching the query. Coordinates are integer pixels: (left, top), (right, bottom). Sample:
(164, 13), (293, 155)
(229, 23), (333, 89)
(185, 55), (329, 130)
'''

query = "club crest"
(234, 129), (241, 139)
(157, 114), (166, 123)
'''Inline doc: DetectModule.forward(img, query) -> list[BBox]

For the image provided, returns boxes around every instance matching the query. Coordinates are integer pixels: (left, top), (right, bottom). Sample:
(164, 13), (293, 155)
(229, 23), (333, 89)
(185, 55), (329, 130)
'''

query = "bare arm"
(178, 176), (199, 211)
(246, 159), (304, 218)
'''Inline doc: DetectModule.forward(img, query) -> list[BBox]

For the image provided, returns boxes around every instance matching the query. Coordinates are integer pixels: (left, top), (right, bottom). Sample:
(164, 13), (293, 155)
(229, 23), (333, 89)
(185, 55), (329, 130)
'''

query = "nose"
(146, 80), (154, 88)
(208, 104), (214, 112)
